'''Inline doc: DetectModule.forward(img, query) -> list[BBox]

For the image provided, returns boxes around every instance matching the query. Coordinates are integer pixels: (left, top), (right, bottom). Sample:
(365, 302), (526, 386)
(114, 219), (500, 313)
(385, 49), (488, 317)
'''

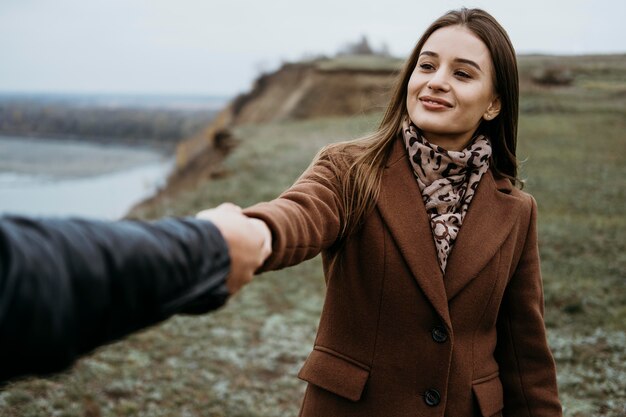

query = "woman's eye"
(419, 63), (434, 70)
(455, 71), (471, 79)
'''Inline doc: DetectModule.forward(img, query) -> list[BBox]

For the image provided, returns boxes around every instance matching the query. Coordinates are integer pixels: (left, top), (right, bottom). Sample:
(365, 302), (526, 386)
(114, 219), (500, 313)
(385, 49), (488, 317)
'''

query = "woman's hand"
(196, 203), (272, 294)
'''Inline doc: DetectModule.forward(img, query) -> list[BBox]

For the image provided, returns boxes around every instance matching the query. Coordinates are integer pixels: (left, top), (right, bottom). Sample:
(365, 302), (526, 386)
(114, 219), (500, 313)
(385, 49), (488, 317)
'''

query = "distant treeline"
(0, 99), (221, 151)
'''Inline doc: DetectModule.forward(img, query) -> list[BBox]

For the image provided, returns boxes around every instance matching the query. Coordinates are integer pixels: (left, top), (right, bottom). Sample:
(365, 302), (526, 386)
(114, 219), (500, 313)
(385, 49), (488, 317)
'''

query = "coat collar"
(377, 137), (520, 326)
(443, 166), (519, 300)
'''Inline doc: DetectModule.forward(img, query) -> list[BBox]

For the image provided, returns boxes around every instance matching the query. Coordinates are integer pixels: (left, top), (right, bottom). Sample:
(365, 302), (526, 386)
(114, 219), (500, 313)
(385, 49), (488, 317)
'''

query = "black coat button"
(424, 388), (441, 406)
(431, 325), (448, 343)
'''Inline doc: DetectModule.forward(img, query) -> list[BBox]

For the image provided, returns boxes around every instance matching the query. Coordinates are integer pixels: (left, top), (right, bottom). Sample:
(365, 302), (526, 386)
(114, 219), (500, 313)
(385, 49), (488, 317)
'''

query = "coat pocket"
(297, 346), (370, 402)
(472, 373), (504, 417)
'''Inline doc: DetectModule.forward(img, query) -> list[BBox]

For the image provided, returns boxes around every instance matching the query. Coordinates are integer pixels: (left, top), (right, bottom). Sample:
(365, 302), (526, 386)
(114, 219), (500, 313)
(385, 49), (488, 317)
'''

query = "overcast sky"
(1, 0), (624, 96)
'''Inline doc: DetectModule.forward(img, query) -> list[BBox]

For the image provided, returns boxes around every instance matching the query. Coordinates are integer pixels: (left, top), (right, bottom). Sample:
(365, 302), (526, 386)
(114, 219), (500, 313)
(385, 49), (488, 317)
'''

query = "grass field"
(1, 55), (624, 416)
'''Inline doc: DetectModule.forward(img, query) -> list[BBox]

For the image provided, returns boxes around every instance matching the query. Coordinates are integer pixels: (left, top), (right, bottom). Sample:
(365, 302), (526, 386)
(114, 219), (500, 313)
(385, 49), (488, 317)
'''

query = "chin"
(411, 119), (453, 136)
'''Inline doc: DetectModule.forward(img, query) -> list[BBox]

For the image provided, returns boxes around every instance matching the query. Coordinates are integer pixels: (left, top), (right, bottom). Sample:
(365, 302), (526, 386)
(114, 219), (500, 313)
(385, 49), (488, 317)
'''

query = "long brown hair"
(313, 8), (520, 240)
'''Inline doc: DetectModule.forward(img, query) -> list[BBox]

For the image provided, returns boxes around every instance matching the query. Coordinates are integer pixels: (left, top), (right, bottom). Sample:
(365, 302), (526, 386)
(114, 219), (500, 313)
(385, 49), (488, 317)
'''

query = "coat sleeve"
(0, 216), (230, 382)
(243, 152), (345, 272)
(494, 196), (562, 416)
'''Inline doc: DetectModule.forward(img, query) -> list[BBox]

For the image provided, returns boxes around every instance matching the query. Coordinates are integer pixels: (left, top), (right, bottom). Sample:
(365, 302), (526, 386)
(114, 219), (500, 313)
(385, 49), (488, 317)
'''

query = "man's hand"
(197, 203), (272, 294)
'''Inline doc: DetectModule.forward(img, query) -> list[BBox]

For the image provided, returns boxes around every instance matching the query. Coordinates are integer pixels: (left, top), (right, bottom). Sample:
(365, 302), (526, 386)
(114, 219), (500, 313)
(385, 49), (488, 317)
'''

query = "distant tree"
(338, 35), (372, 56)
(336, 35), (392, 57)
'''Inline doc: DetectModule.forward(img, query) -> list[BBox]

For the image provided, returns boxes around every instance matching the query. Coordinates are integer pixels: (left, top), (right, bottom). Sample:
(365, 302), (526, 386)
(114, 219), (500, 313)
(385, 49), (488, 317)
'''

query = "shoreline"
(0, 130), (178, 154)
(0, 134), (170, 179)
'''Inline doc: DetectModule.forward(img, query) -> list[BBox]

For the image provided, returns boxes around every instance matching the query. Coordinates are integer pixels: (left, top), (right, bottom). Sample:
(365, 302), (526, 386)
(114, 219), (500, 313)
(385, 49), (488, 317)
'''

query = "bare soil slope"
(131, 56), (403, 211)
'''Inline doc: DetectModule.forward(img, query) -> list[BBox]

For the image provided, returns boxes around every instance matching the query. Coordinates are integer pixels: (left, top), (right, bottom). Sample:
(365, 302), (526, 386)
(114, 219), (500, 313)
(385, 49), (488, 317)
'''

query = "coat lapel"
(377, 139), (451, 327)
(443, 170), (520, 300)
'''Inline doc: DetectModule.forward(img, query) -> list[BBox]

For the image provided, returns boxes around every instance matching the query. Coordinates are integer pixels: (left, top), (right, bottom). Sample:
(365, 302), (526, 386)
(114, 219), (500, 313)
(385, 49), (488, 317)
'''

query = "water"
(0, 135), (173, 219)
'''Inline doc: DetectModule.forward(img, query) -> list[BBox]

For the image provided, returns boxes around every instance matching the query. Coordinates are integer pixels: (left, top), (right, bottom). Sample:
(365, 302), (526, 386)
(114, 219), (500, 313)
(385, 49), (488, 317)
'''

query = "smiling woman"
(237, 7), (563, 417)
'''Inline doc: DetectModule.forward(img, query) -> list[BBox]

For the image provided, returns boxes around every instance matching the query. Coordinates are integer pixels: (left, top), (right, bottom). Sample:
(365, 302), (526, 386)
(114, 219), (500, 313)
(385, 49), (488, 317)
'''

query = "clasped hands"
(196, 203), (271, 294)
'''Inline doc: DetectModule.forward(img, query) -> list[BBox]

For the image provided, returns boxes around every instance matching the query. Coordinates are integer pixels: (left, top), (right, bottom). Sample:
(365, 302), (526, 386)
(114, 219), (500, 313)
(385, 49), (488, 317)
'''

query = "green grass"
(313, 55), (404, 72)
(1, 56), (625, 416)
(516, 74), (626, 415)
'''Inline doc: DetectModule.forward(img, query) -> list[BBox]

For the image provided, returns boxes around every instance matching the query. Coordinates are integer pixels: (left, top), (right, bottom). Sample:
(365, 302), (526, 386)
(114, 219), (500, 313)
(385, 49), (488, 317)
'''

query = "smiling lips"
(419, 96), (453, 110)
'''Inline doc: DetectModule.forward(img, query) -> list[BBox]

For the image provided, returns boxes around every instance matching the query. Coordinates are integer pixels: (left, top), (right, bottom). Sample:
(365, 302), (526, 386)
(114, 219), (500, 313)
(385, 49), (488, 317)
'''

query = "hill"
(133, 55), (404, 206)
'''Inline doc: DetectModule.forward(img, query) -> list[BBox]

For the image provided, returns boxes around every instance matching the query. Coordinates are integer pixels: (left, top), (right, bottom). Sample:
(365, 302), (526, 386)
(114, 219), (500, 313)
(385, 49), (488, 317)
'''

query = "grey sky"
(0, 0), (623, 96)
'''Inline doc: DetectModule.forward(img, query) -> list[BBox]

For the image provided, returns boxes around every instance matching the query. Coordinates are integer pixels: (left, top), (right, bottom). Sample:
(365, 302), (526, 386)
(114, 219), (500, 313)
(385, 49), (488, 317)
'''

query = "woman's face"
(406, 25), (501, 150)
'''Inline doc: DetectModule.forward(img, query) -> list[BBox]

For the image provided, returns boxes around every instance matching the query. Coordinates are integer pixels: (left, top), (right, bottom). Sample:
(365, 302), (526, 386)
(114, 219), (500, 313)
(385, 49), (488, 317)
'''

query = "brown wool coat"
(244, 137), (562, 417)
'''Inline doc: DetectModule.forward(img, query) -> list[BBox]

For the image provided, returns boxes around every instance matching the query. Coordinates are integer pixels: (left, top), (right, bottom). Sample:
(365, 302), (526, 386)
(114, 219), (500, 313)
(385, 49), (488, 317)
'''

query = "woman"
(243, 8), (562, 417)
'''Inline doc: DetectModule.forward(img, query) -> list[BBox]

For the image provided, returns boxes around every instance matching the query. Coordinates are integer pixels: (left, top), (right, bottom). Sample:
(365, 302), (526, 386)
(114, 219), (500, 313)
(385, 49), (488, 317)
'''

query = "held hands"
(196, 203), (272, 294)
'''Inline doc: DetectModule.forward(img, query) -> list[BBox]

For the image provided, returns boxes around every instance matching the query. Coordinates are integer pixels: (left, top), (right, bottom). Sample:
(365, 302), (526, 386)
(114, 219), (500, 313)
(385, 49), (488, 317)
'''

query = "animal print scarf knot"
(402, 119), (492, 273)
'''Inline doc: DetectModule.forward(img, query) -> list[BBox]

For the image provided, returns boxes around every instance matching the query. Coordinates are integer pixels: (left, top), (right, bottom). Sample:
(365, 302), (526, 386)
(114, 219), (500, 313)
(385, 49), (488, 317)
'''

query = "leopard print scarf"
(402, 119), (492, 273)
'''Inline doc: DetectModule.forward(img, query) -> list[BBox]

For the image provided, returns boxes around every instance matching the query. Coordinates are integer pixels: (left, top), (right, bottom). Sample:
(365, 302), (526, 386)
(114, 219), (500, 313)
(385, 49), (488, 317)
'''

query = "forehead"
(421, 25), (492, 68)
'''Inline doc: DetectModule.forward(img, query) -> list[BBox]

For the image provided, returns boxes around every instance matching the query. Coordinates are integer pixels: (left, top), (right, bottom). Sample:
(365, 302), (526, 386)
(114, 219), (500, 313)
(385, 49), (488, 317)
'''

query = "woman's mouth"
(419, 96), (453, 110)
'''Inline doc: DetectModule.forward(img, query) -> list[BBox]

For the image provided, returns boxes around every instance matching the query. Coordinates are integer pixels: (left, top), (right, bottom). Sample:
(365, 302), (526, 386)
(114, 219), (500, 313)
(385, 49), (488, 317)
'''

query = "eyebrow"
(419, 51), (483, 72)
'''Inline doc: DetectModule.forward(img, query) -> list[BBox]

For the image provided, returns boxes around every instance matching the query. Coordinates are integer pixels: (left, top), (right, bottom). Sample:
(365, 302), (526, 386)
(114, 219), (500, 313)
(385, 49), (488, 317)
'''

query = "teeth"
(423, 99), (447, 106)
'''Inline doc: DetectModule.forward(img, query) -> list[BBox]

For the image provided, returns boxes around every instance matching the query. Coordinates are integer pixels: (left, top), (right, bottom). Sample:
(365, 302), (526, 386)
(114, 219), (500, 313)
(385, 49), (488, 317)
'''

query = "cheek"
(406, 79), (417, 98)
(460, 87), (493, 115)
(406, 69), (424, 94)
(406, 80), (418, 109)
(406, 75), (425, 108)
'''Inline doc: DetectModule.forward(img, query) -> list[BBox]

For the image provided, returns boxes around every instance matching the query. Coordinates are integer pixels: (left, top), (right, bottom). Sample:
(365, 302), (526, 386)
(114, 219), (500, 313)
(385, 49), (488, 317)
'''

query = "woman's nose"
(427, 69), (450, 92)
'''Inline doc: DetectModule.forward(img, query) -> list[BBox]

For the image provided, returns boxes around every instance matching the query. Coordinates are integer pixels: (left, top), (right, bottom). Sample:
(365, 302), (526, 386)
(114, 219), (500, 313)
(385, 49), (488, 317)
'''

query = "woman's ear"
(483, 96), (501, 121)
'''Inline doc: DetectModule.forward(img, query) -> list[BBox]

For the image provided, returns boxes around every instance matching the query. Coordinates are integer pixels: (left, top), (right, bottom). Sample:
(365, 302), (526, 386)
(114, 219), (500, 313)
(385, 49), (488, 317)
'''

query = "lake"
(0, 135), (173, 219)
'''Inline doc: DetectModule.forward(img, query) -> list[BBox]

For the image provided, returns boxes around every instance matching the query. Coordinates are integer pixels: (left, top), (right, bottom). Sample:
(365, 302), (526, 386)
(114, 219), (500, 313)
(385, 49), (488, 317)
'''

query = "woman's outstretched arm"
(241, 151), (346, 272)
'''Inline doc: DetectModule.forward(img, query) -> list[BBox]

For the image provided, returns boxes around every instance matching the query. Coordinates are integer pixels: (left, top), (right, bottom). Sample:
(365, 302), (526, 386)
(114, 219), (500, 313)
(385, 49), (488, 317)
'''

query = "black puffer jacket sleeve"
(0, 215), (230, 382)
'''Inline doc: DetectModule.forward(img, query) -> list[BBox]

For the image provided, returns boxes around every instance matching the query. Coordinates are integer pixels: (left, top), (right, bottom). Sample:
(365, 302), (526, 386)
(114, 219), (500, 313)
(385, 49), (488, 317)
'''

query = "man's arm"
(0, 210), (267, 382)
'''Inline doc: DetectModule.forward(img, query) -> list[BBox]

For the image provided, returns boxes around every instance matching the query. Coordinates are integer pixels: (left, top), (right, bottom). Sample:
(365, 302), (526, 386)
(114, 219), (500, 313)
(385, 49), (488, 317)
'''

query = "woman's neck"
(422, 132), (474, 152)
